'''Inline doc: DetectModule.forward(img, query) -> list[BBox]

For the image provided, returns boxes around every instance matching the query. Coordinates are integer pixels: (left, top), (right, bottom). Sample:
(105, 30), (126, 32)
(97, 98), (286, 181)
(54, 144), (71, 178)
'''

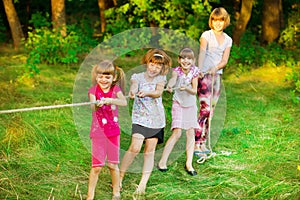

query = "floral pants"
(195, 74), (221, 145)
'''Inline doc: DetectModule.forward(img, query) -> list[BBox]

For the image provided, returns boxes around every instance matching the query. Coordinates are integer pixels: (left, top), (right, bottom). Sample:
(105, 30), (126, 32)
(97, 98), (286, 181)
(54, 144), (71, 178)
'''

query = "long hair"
(91, 60), (126, 93)
(141, 49), (172, 75)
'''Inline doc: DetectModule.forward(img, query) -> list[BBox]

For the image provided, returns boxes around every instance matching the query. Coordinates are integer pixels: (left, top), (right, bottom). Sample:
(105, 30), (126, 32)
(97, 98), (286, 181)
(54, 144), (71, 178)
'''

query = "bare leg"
(186, 129), (195, 171)
(136, 138), (158, 194)
(87, 166), (102, 200)
(119, 134), (144, 187)
(107, 163), (120, 199)
(158, 128), (182, 169)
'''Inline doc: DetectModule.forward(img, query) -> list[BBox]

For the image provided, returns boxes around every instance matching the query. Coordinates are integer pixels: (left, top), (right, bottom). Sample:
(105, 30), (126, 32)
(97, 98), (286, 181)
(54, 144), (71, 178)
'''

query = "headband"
(154, 53), (164, 58)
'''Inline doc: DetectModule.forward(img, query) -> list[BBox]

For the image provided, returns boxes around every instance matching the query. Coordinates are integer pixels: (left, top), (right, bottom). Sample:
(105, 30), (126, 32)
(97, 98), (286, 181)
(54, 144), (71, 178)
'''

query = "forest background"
(0, 0), (299, 199)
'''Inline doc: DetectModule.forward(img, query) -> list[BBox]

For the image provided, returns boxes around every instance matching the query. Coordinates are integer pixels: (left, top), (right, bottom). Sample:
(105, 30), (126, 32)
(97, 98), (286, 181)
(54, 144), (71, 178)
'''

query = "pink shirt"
(88, 85), (121, 138)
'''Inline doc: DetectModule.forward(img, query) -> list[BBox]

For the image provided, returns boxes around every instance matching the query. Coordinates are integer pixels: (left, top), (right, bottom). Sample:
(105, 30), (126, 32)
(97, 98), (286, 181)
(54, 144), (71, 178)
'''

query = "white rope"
(0, 101), (98, 114)
(0, 87), (182, 115)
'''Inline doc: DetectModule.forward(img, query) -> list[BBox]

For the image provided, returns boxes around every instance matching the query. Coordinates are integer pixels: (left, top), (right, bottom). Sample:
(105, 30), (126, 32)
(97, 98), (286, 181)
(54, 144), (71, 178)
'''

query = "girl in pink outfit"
(195, 7), (232, 158)
(158, 48), (200, 176)
(87, 60), (127, 200)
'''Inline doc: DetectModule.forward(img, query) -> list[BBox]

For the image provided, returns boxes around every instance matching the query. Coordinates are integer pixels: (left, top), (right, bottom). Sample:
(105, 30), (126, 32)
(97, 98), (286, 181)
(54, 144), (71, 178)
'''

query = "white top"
(131, 72), (166, 129)
(201, 29), (232, 74)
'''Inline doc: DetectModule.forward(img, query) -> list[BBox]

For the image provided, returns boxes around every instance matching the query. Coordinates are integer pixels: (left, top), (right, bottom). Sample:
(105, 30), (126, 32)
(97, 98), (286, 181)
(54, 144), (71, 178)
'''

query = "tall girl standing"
(119, 48), (172, 194)
(158, 47), (200, 176)
(87, 60), (127, 200)
(194, 7), (232, 157)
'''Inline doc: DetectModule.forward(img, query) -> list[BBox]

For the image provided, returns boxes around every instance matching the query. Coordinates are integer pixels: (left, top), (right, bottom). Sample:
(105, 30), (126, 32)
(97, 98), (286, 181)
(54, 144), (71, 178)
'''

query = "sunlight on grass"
(1, 54), (299, 199)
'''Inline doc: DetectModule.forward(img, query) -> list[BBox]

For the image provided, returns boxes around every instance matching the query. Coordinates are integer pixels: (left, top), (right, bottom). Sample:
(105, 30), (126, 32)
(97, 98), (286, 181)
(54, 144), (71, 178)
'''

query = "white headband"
(154, 53), (163, 58)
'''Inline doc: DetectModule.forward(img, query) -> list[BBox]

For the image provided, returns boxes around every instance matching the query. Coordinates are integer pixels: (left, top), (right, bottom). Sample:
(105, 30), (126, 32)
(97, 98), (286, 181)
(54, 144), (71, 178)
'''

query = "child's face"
(179, 56), (194, 71)
(96, 73), (114, 91)
(212, 19), (225, 32)
(146, 62), (163, 78)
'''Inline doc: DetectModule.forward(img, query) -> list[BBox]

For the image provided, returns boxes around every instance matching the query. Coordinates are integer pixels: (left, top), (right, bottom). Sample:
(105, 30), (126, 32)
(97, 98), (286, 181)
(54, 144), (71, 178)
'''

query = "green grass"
(0, 50), (299, 200)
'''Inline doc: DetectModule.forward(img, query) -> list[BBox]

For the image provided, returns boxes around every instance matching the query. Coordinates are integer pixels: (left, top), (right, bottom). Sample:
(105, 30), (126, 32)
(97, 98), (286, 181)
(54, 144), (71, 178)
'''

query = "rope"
(0, 101), (97, 114)
(0, 87), (182, 114)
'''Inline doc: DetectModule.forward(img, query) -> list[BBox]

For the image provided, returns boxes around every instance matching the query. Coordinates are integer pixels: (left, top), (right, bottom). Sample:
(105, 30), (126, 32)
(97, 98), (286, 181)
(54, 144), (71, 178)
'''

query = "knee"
(128, 144), (141, 154)
(91, 166), (101, 175)
(172, 129), (182, 139)
(107, 163), (119, 170)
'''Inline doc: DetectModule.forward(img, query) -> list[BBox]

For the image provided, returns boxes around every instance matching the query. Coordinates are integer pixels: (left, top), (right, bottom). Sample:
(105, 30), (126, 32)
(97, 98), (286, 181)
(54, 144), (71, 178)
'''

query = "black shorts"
(132, 124), (164, 144)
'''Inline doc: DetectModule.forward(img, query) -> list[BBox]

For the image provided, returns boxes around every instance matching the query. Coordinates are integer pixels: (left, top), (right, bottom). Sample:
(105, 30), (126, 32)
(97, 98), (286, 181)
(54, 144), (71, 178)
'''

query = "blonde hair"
(141, 49), (172, 75)
(91, 60), (126, 93)
(208, 7), (230, 30)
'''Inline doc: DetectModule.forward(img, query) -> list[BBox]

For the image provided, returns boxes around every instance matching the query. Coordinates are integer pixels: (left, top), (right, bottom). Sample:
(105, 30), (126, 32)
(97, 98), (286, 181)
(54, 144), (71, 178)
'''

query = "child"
(87, 60), (127, 200)
(194, 7), (232, 158)
(158, 47), (200, 176)
(119, 49), (172, 194)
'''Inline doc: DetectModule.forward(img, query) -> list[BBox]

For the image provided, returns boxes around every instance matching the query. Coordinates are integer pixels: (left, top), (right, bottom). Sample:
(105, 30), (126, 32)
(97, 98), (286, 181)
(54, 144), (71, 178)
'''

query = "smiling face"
(178, 56), (194, 72)
(146, 62), (163, 78)
(178, 48), (195, 73)
(212, 19), (225, 32)
(96, 73), (114, 92)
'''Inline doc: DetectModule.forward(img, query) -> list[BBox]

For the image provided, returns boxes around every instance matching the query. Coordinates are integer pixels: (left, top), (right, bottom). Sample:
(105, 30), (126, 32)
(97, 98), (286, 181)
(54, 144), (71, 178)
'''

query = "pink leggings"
(195, 74), (221, 145)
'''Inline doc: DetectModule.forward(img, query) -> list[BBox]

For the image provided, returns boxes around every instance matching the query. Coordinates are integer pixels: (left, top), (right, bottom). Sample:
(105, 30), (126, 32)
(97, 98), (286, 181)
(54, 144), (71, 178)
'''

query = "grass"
(0, 49), (299, 200)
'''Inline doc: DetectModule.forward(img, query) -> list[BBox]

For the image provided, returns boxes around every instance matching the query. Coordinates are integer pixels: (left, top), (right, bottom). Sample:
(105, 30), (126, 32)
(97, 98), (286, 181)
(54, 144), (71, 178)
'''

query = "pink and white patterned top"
(88, 85), (121, 138)
(131, 72), (166, 129)
(172, 65), (200, 107)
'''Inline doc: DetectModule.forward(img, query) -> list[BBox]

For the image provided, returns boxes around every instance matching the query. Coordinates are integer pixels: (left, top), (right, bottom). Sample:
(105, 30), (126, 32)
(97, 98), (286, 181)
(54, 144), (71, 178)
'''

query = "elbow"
(121, 100), (128, 106)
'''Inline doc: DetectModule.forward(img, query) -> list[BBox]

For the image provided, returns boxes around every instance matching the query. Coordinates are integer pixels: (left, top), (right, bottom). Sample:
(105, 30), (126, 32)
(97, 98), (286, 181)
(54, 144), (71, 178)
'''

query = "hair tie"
(154, 53), (163, 58)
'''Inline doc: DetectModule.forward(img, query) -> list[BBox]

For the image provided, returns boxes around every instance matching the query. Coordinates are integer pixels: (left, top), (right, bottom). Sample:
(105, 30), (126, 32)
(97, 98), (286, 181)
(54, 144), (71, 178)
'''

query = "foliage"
(23, 13), (99, 77)
(228, 31), (299, 73)
(104, 0), (214, 40)
(279, 8), (300, 49)
(25, 27), (80, 65)
(286, 61), (300, 103)
(28, 12), (51, 28)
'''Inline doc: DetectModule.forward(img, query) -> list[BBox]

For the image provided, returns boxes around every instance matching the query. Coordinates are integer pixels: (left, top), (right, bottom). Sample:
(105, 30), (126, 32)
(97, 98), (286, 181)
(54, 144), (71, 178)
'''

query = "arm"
(210, 46), (231, 74)
(166, 70), (178, 92)
(198, 37), (207, 78)
(198, 37), (207, 70)
(137, 81), (165, 98)
(128, 79), (139, 99)
(89, 93), (98, 111)
(180, 77), (198, 95)
(100, 91), (127, 106)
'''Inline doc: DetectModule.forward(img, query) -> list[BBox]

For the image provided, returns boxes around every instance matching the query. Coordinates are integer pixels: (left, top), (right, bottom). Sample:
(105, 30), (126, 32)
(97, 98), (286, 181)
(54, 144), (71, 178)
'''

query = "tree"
(232, 0), (254, 46)
(51, 0), (66, 37)
(261, 0), (283, 44)
(98, 0), (106, 33)
(98, 0), (117, 33)
(2, 0), (24, 49)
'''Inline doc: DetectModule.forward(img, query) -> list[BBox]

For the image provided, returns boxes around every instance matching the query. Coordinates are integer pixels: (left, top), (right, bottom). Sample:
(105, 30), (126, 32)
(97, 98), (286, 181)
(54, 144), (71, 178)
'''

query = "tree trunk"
(232, 0), (253, 46)
(51, 0), (66, 37)
(262, 0), (282, 44)
(2, 0), (24, 49)
(98, 0), (106, 33)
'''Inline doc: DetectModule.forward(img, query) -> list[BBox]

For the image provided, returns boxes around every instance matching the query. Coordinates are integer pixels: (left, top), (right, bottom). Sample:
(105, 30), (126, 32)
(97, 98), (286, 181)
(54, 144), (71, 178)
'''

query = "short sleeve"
(200, 30), (210, 42)
(155, 75), (166, 85)
(192, 67), (200, 78)
(131, 73), (138, 81)
(225, 34), (233, 48)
